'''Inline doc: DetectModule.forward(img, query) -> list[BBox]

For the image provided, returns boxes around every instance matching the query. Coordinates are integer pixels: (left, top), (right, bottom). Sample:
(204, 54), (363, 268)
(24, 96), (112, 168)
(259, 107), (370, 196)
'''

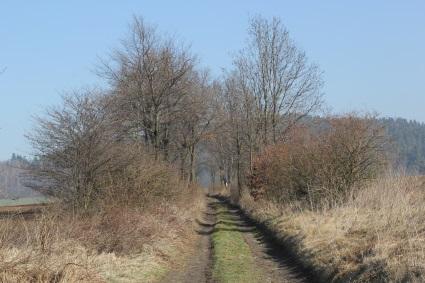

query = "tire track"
(160, 195), (316, 283)
(159, 195), (216, 283)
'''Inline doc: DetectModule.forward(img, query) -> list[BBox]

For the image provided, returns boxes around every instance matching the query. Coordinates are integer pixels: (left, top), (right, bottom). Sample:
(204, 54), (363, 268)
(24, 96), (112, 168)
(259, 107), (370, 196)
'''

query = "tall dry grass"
(240, 172), (425, 282)
(0, 178), (203, 282)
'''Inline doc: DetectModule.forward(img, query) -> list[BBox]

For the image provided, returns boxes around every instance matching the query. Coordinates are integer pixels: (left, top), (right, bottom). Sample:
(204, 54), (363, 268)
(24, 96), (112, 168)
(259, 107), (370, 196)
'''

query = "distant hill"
(379, 117), (425, 173)
(0, 154), (42, 198)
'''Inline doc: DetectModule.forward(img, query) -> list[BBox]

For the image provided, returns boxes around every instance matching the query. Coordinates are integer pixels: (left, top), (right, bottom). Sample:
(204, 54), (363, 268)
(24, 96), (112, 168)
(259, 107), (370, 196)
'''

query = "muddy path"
(160, 195), (316, 283)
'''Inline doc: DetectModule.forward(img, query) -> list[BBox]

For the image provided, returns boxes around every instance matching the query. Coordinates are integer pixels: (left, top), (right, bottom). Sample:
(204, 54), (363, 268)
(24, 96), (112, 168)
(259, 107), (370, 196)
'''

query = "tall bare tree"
(234, 16), (323, 146)
(210, 16), (324, 198)
(100, 16), (195, 160)
(173, 71), (217, 182)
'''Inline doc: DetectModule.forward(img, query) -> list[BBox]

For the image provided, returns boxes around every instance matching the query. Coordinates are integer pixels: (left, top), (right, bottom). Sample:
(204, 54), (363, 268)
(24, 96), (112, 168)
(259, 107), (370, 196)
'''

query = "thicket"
(27, 92), (188, 211)
(248, 115), (388, 208)
(26, 16), (216, 212)
(0, 16), (210, 282)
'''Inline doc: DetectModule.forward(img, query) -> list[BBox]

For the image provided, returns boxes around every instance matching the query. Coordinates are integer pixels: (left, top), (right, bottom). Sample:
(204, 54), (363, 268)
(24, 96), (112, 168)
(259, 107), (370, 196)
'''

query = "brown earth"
(160, 195), (316, 283)
(159, 196), (215, 283)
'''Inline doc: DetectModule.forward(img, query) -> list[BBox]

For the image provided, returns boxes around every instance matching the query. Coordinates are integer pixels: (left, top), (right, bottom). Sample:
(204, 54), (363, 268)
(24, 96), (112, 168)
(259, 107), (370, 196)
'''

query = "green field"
(0, 196), (50, 207)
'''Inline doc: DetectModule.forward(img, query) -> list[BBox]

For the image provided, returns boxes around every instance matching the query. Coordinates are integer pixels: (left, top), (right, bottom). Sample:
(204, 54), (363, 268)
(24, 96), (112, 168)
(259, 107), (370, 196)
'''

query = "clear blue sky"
(1, 1), (424, 160)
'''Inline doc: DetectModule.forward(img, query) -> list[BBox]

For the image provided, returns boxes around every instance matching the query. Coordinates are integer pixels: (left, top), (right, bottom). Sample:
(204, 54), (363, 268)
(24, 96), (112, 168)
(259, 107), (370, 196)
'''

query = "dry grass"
(0, 145), (207, 282)
(0, 185), (205, 283)
(96, 190), (205, 283)
(240, 173), (425, 282)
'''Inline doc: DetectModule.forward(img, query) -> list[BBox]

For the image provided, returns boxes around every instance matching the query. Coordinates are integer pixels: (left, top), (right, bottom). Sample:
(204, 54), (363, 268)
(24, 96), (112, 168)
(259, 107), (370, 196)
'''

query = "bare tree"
(222, 74), (246, 193)
(27, 90), (119, 210)
(205, 73), (252, 196)
(208, 16), (324, 197)
(234, 16), (323, 146)
(99, 16), (195, 160)
(173, 70), (217, 182)
(27, 15), (324, 205)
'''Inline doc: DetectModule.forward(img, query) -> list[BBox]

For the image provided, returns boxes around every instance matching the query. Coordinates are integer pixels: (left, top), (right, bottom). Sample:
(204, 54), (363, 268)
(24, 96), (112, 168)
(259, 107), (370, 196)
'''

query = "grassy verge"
(240, 174), (425, 282)
(211, 202), (260, 283)
(98, 190), (206, 283)
(96, 217), (196, 283)
(0, 187), (205, 282)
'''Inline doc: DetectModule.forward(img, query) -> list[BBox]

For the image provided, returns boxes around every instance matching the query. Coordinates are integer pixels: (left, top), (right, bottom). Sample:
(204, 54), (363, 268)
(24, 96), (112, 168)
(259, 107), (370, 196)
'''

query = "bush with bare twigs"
(248, 115), (388, 208)
(0, 159), (204, 282)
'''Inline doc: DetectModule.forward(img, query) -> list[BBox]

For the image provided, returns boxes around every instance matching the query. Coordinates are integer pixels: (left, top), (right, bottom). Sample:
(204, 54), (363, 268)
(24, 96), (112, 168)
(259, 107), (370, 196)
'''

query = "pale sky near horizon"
(0, 1), (424, 160)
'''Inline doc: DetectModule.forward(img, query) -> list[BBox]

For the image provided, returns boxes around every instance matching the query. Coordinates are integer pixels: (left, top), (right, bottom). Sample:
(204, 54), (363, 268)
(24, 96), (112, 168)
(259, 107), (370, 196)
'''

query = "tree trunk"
(189, 145), (196, 183)
(235, 131), (243, 199)
(153, 111), (160, 160)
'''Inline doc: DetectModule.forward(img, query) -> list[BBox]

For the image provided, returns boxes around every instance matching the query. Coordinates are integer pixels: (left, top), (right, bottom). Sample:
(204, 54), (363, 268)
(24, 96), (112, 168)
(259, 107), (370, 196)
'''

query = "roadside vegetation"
(1, 12), (424, 283)
(0, 145), (205, 281)
(0, 16), (209, 282)
(203, 15), (425, 283)
(240, 174), (425, 282)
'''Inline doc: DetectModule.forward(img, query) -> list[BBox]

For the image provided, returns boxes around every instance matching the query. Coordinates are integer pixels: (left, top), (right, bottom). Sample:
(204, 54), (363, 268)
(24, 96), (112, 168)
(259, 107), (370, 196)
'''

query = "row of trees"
(28, 17), (218, 208)
(99, 17), (218, 182)
(28, 15), (388, 209)
(28, 15), (324, 208)
(207, 17), (324, 198)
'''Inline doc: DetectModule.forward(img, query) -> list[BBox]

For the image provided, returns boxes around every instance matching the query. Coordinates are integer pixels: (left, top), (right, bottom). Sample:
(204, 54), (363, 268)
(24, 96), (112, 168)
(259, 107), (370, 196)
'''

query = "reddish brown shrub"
(248, 115), (388, 207)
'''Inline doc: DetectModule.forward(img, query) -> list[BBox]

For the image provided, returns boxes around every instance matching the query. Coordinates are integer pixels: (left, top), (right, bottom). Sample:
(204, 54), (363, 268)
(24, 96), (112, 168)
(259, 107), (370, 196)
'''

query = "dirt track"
(159, 196), (215, 283)
(160, 195), (316, 283)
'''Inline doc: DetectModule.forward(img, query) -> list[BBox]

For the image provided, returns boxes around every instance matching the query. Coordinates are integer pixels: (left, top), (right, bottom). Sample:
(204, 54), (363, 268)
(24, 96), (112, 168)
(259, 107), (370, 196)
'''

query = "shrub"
(100, 147), (183, 209)
(27, 91), (120, 211)
(248, 114), (388, 208)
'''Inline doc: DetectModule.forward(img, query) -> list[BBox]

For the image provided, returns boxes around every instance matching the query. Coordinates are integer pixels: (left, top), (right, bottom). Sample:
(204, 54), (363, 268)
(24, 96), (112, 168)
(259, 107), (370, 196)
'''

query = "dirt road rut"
(160, 195), (315, 283)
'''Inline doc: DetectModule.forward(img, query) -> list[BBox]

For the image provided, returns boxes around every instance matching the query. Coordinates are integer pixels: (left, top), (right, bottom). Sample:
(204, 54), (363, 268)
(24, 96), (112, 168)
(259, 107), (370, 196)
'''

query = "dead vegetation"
(0, 16), (211, 282)
(248, 115), (388, 208)
(2, 12), (421, 283)
(238, 111), (425, 281)
(0, 169), (204, 282)
(241, 173), (425, 282)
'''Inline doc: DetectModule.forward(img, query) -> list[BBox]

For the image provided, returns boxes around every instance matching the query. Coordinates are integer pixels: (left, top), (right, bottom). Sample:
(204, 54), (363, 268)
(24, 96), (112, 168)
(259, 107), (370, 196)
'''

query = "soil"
(160, 195), (316, 283)
(159, 196), (215, 283)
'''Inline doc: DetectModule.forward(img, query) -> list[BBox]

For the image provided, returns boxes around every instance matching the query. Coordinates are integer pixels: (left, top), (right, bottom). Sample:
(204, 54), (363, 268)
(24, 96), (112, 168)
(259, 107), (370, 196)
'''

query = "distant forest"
(379, 117), (425, 173)
(0, 154), (41, 198)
